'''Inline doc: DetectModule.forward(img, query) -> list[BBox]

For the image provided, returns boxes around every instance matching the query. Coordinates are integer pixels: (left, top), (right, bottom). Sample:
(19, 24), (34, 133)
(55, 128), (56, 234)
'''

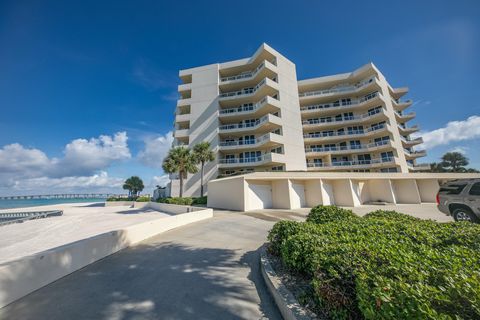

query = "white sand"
(0, 202), (170, 264)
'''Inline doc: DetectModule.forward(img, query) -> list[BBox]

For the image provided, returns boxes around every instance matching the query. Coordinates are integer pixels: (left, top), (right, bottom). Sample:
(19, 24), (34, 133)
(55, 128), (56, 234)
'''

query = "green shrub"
(157, 197), (193, 205)
(306, 205), (358, 224)
(363, 209), (420, 222)
(106, 196), (136, 201)
(269, 206), (480, 319)
(192, 196), (207, 205)
(135, 196), (151, 202)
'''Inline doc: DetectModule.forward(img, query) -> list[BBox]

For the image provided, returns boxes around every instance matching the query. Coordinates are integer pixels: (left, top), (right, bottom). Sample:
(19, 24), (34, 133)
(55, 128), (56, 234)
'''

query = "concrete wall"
(207, 172), (480, 211)
(0, 204), (213, 308)
(207, 176), (245, 211)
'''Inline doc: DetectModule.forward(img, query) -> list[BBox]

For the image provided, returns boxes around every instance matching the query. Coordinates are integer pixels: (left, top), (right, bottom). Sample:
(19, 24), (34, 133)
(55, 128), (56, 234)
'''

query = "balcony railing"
(220, 62), (266, 82)
(303, 123), (386, 139)
(219, 153), (275, 164)
(305, 140), (391, 153)
(307, 157), (394, 168)
(300, 92), (380, 112)
(404, 148), (426, 156)
(219, 132), (275, 147)
(400, 136), (423, 144)
(219, 113), (277, 132)
(303, 108), (382, 126)
(395, 110), (416, 118)
(219, 97), (269, 116)
(299, 77), (376, 98)
(219, 78), (269, 98)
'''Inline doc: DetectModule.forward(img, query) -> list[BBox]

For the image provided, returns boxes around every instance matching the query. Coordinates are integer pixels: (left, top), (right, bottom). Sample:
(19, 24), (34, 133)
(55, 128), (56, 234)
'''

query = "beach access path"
(0, 202), (170, 264)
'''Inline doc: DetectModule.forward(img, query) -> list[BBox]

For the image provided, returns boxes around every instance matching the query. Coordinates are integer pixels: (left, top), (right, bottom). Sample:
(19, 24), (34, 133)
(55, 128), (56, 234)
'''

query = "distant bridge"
(0, 194), (126, 200)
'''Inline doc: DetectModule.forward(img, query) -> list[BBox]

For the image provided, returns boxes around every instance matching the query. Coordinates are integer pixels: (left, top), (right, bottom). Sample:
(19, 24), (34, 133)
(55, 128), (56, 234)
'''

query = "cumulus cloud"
(419, 115), (480, 149)
(450, 146), (469, 155)
(10, 171), (124, 193)
(0, 132), (131, 195)
(137, 131), (173, 168)
(149, 175), (170, 188)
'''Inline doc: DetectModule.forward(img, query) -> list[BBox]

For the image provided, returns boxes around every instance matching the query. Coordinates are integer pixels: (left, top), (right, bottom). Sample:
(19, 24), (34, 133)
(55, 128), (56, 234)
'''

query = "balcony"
(174, 129), (189, 138)
(219, 78), (279, 106)
(177, 98), (191, 107)
(305, 140), (392, 156)
(218, 152), (285, 168)
(219, 60), (277, 91)
(400, 136), (423, 147)
(298, 77), (379, 102)
(404, 149), (427, 159)
(219, 113), (282, 135)
(407, 163), (431, 171)
(398, 125), (419, 134)
(302, 108), (385, 129)
(303, 123), (389, 142)
(218, 96), (280, 120)
(391, 98), (413, 111)
(300, 91), (383, 116)
(307, 157), (396, 170)
(175, 113), (190, 123)
(395, 110), (416, 121)
(178, 83), (191, 93)
(219, 133), (283, 151)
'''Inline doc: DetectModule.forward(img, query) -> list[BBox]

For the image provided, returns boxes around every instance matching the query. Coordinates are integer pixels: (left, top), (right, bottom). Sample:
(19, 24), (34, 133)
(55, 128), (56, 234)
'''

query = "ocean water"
(0, 198), (105, 210)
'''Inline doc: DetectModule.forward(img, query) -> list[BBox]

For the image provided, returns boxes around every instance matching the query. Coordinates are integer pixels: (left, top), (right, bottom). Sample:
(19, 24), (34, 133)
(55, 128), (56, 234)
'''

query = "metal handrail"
(299, 77), (376, 98)
(0, 210), (63, 226)
(303, 124), (386, 139)
(300, 91), (380, 112)
(305, 140), (391, 153)
(303, 108), (382, 125)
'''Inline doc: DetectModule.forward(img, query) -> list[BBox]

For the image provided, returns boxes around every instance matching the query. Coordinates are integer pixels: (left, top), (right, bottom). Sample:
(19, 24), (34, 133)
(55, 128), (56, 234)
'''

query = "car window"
(439, 184), (467, 195)
(469, 183), (480, 196)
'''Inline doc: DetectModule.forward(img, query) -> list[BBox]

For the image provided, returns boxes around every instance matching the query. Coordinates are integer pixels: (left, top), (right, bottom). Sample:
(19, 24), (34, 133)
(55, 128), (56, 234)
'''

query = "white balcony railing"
(219, 132), (277, 147)
(299, 77), (376, 98)
(303, 108), (382, 126)
(219, 97), (269, 116)
(307, 157), (394, 168)
(400, 136), (423, 144)
(218, 153), (276, 165)
(305, 140), (391, 153)
(219, 78), (270, 99)
(303, 123), (386, 139)
(300, 91), (380, 113)
(219, 113), (279, 132)
(220, 61), (267, 82)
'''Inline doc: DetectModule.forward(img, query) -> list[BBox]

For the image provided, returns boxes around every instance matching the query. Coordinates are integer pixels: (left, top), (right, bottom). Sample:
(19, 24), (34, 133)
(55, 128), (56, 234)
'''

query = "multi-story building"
(170, 44), (427, 197)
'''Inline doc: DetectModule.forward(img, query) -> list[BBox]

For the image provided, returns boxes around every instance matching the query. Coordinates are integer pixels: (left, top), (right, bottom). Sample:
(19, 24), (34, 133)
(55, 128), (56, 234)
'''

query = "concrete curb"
(0, 205), (213, 308)
(260, 249), (313, 320)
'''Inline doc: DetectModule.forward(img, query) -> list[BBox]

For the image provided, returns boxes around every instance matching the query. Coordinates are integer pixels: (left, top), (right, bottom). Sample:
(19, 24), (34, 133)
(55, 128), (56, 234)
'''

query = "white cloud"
(0, 132), (131, 195)
(419, 115), (480, 149)
(53, 132), (131, 177)
(137, 131), (173, 168)
(450, 146), (469, 154)
(149, 175), (170, 188)
(10, 171), (124, 193)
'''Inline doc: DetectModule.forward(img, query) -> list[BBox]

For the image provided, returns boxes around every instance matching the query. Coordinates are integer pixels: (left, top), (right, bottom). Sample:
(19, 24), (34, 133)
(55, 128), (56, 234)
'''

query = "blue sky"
(0, 0), (479, 195)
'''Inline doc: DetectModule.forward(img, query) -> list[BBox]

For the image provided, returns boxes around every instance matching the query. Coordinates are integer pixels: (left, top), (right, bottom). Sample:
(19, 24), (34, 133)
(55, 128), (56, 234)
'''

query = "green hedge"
(156, 196), (207, 206)
(106, 197), (136, 201)
(135, 196), (151, 202)
(306, 205), (358, 224)
(268, 207), (480, 319)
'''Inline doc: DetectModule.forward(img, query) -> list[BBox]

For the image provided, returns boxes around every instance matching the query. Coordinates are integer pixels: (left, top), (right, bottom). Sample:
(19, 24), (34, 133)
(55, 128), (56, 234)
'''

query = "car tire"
(452, 207), (478, 223)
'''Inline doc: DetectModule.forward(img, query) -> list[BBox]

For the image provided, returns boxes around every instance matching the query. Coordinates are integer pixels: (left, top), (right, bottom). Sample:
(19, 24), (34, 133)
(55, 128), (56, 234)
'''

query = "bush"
(192, 196), (207, 205)
(306, 205), (358, 224)
(157, 197), (193, 205)
(106, 196), (136, 201)
(135, 196), (151, 202)
(363, 209), (420, 222)
(268, 206), (480, 319)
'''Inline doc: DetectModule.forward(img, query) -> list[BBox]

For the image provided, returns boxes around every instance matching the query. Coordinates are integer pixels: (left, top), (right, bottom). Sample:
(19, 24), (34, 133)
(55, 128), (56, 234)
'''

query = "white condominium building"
(171, 43), (426, 197)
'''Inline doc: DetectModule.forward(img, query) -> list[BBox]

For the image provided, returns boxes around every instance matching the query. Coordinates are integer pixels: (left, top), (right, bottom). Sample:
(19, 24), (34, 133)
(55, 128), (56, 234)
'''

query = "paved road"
(1, 210), (306, 320)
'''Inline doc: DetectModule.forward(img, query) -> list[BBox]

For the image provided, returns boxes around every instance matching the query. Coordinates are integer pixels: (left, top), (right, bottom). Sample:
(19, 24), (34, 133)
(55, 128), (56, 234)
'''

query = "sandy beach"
(0, 202), (170, 264)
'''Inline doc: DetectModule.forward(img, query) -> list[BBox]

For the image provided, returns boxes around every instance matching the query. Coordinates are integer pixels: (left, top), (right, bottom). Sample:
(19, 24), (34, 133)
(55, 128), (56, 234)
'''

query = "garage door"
(291, 183), (306, 208)
(247, 184), (273, 210)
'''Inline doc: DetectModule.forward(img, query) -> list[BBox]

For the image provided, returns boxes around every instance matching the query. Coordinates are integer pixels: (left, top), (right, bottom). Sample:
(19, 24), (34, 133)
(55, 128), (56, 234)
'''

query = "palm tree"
(441, 152), (469, 172)
(123, 176), (145, 198)
(162, 146), (198, 197)
(193, 142), (215, 197)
